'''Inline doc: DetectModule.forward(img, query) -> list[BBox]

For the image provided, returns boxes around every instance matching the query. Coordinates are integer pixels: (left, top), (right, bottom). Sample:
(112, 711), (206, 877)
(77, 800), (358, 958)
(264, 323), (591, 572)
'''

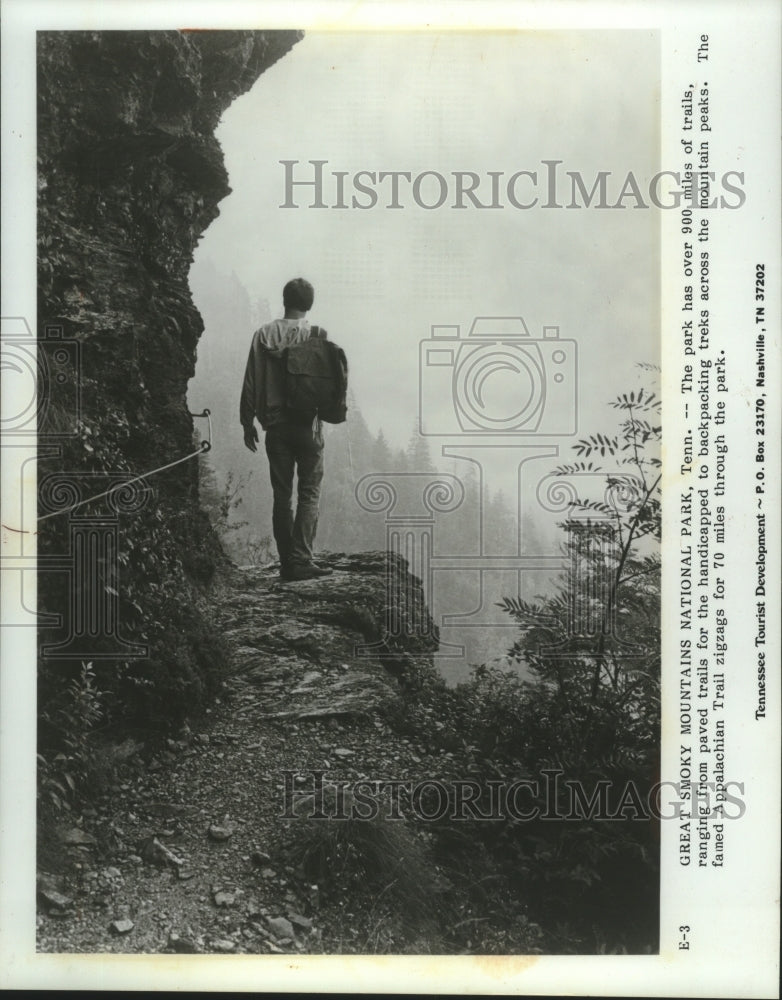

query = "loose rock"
(61, 827), (96, 846)
(39, 888), (73, 911)
(266, 915), (295, 941)
(109, 918), (134, 934)
(168, 932), (201, 954)
(211, 938), (236, 952)
(140, 836), (183, 868)
(208, 824), (234, 842)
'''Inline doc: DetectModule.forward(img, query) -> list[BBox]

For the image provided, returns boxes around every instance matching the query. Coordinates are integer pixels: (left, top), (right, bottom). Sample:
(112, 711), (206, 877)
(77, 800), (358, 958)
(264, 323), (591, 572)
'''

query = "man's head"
(283, 278), (314, 313)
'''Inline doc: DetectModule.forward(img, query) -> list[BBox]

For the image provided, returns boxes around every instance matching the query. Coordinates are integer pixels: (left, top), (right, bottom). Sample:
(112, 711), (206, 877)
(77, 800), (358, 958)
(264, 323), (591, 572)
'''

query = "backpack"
(283, 326), (349, 424)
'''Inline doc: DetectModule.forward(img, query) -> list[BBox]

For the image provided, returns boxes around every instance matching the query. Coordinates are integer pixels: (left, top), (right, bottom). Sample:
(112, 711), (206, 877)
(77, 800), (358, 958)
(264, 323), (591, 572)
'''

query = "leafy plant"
(502, 370), (661, 718)
(38, 662), (104, 813)
(199, 458), (250, 538)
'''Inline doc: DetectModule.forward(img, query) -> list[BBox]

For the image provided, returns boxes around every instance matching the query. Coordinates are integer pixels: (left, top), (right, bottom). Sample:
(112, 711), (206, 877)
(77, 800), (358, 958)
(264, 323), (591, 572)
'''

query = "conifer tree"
(405, 422), (436, 473)
(371, 428), (393, 471)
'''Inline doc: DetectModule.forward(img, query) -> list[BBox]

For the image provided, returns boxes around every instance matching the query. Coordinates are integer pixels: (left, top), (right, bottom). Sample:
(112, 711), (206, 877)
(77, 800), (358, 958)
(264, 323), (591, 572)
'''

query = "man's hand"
(243, 425), (259, 453)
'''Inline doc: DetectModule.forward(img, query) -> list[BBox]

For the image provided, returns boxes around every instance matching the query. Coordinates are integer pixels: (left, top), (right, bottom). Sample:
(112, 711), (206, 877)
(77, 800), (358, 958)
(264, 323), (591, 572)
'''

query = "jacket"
(240, 319), (326, 431)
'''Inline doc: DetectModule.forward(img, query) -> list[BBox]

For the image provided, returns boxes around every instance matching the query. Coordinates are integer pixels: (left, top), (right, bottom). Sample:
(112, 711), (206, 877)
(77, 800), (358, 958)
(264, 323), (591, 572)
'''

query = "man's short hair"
(283, 278), (314, 312)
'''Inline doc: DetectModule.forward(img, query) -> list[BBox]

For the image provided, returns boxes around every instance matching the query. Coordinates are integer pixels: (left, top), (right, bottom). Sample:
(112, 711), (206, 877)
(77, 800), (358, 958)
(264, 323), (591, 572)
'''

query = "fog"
(188, 29), (660, 680)
(191, 30), (659, 446)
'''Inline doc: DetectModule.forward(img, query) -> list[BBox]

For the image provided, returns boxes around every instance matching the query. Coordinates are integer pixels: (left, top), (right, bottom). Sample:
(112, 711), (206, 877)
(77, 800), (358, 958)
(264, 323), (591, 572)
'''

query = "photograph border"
(2, 1), (779, 995)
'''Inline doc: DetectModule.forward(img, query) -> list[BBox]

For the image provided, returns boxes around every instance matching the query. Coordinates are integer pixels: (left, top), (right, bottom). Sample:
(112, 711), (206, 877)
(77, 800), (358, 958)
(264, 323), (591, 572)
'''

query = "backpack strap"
(309, 325), (327, 340)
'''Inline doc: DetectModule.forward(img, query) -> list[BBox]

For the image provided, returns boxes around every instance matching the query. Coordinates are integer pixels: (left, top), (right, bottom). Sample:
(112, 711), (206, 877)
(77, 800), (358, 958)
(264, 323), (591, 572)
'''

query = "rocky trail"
(36, 553), (471, 955)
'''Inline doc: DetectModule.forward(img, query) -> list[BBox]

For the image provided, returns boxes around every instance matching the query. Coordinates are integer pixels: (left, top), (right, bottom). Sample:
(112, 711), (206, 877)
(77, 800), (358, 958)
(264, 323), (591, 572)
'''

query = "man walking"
(240, 277), (333, 581)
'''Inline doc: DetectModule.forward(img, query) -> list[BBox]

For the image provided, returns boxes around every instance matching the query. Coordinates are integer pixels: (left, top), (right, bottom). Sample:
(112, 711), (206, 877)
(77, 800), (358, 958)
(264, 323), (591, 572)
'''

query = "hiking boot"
(281, 563), (333, 581)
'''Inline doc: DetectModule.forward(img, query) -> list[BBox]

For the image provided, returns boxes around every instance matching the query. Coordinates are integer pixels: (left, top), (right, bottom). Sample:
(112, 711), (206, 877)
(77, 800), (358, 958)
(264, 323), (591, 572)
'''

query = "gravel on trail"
(37, 556), (456, 955)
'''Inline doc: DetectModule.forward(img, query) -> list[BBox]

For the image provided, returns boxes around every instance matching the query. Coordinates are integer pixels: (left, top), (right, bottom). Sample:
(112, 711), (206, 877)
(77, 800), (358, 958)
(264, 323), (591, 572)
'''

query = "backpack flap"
(284, 339), (348, 424)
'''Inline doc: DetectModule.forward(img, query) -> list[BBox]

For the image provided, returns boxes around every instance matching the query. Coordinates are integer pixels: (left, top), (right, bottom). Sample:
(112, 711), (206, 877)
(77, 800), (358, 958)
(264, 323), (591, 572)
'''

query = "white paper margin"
(1, 1), (779, 995)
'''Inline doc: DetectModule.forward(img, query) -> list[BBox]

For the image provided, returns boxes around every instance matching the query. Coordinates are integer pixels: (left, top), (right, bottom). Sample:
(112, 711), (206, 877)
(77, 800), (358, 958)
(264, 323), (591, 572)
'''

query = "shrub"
(389, 372), (662, 953)
(38, 662), (104, 814)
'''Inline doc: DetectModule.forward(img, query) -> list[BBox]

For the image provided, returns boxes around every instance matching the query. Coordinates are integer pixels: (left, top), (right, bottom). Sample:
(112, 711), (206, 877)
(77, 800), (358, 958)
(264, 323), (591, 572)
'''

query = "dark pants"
(264, 421), (324, 568)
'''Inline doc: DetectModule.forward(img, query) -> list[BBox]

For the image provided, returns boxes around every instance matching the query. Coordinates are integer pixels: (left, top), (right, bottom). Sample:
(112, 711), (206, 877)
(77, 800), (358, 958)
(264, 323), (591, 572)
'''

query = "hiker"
(240, 277), (335, 581)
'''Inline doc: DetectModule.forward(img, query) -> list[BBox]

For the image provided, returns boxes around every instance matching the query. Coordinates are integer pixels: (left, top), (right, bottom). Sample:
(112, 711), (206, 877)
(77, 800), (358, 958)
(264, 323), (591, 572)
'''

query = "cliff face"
(36, 30), (302, 719)
(38, 30), (301, 482)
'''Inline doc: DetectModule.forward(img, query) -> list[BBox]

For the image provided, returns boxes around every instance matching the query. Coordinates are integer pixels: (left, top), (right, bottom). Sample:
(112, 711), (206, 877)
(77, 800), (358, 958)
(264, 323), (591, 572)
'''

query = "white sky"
(193, 29), (660, 452)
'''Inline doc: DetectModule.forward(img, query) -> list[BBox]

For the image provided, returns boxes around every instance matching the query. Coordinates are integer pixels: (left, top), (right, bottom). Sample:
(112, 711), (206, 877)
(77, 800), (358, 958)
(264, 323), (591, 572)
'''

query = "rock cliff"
(38, 29), (301, 491)
(219, 551), (440, 720)
(36, 30), (301, 708)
